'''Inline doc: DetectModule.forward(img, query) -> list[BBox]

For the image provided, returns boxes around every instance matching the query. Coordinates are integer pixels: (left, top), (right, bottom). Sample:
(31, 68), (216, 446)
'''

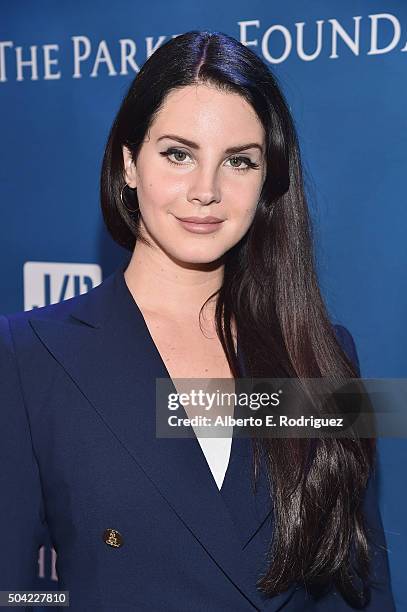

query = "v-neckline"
(120, 263), (241, 384)
(118, 261), (243, 492)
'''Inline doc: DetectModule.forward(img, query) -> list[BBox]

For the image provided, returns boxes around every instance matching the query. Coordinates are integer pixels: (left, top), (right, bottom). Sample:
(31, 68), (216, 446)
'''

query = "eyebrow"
(156, 134), (263, 155)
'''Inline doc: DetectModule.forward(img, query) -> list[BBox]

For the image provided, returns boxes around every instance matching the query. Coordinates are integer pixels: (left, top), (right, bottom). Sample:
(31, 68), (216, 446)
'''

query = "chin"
(168, 247), (227, 266)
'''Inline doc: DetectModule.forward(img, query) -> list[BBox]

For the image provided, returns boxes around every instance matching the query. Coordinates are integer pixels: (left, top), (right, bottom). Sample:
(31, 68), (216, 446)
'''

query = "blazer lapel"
(28, 260), (294, 611)
(220, 436), (273, 548)
(219, 343), (274, 549)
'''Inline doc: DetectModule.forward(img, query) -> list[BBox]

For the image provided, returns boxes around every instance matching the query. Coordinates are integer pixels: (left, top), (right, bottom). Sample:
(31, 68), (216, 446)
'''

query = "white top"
(186, 388), (235, 489)
(196, 435), (233, 489)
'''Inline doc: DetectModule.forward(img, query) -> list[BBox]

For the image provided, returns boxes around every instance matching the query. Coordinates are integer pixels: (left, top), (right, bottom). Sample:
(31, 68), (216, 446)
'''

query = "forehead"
(149, 84), (265, 144)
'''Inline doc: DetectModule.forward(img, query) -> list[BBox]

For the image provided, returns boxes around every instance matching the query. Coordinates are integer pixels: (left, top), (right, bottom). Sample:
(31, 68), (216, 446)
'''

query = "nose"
(186, 167), (221, 206)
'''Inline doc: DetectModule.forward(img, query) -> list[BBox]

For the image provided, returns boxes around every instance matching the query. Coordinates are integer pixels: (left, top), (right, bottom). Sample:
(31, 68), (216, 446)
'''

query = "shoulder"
(0, 270), (122, 378)
(0, 296), (85, 382)
(3, 294), (83, 328)
(0, 268), (120, 400)
(0, 294), (88, 361)
(1, 267), (119, 336)
(332, 323), (361, 375)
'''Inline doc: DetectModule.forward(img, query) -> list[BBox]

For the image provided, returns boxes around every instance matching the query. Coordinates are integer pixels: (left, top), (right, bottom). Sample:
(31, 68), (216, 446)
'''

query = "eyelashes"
(159, 147), (260, 173)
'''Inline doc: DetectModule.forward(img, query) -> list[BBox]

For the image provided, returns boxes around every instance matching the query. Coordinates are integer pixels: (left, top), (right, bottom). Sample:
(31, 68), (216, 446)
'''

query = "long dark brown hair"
(100, 30), (375, 608)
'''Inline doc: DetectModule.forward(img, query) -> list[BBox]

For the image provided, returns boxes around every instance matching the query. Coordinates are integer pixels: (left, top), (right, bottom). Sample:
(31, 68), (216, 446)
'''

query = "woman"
(0, 30), (395, 611)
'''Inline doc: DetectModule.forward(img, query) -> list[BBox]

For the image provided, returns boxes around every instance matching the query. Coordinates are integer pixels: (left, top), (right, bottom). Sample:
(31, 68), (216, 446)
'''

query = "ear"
(122, 145), (138, 188)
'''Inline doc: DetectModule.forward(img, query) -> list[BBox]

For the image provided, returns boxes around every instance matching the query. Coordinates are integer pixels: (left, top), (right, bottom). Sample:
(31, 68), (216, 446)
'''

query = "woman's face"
(122, 83), (266, 265)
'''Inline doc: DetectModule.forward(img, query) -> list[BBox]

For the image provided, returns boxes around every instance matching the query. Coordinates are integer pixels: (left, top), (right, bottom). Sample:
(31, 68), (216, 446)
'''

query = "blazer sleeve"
(334, 324), (396, 610)
(0, 315), (49, 591)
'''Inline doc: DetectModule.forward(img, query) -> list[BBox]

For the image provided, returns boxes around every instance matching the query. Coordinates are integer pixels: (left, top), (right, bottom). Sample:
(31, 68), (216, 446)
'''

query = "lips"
(174, 215), (225, 234)
(175, 216), (225, 224)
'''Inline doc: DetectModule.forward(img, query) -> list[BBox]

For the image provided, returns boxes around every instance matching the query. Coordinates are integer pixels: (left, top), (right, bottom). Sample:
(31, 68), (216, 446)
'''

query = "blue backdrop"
(1, 1), (406, 608)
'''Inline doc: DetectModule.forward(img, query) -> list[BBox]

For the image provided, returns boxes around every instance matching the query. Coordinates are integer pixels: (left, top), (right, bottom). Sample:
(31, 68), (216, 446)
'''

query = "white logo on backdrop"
(0, 13), (406, 82)
(23, 261), (102, 311)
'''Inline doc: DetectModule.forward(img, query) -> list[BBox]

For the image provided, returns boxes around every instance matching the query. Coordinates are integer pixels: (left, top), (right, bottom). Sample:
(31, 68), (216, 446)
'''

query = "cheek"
(139, 168), (183, 207)
(225, 203), (257, 242)
(228, 175), (261, 205)
(245, 199), (258, 214)
(231, 198), (259, 234)
(137, 173), (168, 213)
(242, 206), (257, 229)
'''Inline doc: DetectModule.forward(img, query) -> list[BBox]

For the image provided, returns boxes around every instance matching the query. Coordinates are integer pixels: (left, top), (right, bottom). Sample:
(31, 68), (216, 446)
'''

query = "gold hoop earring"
(120, 183), (139, 213)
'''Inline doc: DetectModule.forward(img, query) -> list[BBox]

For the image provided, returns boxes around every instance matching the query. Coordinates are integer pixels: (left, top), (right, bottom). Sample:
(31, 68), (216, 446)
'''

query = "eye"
(159, 148), (192, 166)
(226, 156), (259, 172)
(159, 147), (260, 173)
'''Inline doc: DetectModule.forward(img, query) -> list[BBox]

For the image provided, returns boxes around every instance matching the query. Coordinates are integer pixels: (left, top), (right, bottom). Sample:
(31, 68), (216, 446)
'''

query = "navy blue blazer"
(0, 261), (395, 611)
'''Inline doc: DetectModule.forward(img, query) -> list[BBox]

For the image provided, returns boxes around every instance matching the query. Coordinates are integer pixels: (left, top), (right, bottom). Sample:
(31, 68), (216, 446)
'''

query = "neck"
(123, 239), (224, 320)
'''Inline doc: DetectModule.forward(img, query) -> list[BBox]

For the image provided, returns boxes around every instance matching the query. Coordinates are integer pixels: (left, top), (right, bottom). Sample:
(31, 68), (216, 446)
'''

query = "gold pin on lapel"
(103, 528), (124, 548)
